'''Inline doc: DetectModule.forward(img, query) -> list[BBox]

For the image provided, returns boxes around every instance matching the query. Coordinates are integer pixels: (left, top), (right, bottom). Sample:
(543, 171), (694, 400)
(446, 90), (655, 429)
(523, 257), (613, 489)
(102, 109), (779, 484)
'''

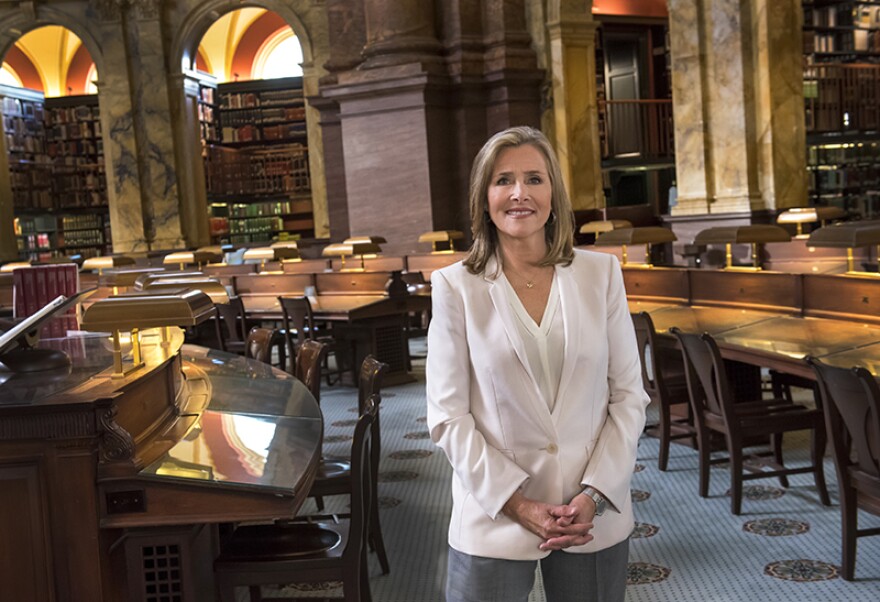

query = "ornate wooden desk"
(0, 328), (322, 602)
(624, 267), (880, 377)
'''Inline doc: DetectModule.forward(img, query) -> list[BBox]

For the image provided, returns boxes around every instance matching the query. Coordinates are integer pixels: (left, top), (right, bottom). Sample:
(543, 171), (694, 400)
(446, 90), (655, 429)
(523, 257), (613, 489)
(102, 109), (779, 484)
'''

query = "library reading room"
(1, 1), (879, 601)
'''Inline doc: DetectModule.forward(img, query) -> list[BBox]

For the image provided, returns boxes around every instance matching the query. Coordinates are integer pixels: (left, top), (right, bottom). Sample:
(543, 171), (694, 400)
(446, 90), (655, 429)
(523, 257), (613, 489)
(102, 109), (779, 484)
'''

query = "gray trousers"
(445, 539), (629, 602)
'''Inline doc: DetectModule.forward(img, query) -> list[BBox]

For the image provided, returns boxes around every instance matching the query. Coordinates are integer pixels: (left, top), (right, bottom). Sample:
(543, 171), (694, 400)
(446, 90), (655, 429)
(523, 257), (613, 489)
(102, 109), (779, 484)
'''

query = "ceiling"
(1, 8), (277, 95)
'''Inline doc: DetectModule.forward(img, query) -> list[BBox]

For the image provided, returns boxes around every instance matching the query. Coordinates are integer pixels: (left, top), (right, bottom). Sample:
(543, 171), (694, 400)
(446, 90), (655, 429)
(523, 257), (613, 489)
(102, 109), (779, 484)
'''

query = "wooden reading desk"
(0, 327), (322, 602)
(234, 270), (430, 384)
(625, 266), (880, 379)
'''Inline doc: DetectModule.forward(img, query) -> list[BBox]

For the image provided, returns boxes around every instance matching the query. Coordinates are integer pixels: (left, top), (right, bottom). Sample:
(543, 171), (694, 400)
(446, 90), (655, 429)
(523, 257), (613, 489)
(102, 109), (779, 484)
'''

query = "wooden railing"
(599, 99), (674, 161)
(805, 63), (880, 133)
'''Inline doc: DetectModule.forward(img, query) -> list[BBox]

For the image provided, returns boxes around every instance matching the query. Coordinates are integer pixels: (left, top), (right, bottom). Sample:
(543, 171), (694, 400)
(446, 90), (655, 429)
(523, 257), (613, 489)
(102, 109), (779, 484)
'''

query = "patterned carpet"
(252, 338), (880, 602)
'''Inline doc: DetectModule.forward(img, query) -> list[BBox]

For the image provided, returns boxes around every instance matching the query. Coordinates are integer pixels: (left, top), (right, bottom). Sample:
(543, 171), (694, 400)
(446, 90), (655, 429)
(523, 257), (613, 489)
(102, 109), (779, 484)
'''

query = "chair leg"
(810, 423), (831, 506)
(658, 402), (671, 471)
(729, 439), (744, 515)
(697, 429), (711, 498)
(315, 495), (326, 511)
(771, 433), (790, 488)
(841, 487), (858, 581)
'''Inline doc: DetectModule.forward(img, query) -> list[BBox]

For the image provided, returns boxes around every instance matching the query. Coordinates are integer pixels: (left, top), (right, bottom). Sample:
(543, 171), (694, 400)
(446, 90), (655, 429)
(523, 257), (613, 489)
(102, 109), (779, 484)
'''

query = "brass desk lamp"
(693, 225), (791, 271)
(594, 226), (677, 267)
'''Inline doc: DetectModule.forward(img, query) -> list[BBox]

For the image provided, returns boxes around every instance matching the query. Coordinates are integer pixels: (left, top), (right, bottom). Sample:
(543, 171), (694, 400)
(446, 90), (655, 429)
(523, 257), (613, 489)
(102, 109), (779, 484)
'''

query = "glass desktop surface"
(0, 333), (113, 406)
(713, 316), (880, 360)
(627, 300), (681, 315)
(139, 410), (322, 494)
(140, 345), (324, 493)
(642, 305), (781, 336)
(817, 341), (880, 375)
(180, 344), (321, 419)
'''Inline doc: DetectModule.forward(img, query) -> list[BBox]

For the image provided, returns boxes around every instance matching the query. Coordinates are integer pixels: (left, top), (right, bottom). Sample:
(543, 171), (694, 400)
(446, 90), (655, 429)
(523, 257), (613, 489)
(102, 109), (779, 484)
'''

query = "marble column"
(668, 0), (712, 216)
(668, 0), (805, 218)
(92, 0), (186, 252)
(0, 92), (16, 260)
(302, 62), (330, 239)
(92, 18), (150, 253)
(751, 0), (807, 211)
(311, 0), (367, 242)
(169, 73), (210, 249)
(121, 5), (185, 250)
(547, 1), (604, 211)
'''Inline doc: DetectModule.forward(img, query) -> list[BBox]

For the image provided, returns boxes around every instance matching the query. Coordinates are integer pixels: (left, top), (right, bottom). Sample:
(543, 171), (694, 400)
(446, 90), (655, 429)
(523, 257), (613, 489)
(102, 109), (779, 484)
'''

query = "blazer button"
(546, 443), (558, 454)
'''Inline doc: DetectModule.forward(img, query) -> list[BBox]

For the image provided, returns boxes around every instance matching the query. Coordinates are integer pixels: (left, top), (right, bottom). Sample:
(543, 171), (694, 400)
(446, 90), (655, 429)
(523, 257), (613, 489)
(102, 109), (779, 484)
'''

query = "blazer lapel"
(486, 274), (537, 385)
(552, 262), (582, 421)
(484, 259), (555, 435)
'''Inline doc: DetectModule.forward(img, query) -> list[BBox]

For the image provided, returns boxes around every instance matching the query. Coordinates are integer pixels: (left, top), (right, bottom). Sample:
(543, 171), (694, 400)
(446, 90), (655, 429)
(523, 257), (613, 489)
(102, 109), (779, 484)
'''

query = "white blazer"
(426, 248), (649, 560)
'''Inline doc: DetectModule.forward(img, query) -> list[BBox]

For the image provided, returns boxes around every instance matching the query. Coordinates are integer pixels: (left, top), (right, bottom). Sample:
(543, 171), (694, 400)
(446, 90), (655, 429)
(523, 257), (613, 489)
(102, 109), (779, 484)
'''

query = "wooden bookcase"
(0, 85), (110, 261)
(199, 76), (313, 244)
(804, 1), (880, 217)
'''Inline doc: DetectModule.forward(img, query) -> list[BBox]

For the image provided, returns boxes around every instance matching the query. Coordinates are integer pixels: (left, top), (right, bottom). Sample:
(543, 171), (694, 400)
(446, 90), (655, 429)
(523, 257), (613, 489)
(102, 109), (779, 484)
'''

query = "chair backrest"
(214, 296), (249, 351)
(631, 312), (659, 401)
(358, 355), (390, 415)
(295, 339), (328, 403)
(278, 296), (315, 361)
(671, 328), (734, 422)
(809, 358), (880, 480)
(346, 394), (379, 564)
(245, 326), (276, 364)
(357, 356), (389, 493)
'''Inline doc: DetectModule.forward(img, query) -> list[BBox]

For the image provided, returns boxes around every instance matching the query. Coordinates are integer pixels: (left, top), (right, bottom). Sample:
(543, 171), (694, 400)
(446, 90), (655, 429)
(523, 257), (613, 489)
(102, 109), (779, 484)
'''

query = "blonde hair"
(463, 126), (575, 275)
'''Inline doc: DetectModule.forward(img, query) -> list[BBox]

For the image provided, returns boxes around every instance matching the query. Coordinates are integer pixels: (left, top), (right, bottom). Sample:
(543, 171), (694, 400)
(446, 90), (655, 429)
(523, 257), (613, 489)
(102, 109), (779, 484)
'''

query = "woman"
(426, 126), (649, 602)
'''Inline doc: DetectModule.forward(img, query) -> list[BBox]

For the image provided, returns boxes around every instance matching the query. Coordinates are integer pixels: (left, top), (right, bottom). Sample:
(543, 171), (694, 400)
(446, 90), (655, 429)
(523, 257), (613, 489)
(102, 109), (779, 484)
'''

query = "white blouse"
(499, 272), (565, 411)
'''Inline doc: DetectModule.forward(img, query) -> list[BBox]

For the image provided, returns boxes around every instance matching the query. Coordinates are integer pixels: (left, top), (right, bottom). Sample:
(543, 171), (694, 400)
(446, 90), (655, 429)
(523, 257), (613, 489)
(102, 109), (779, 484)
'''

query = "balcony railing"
(599, 99), (674, 162)
(805, 63), (880, 133)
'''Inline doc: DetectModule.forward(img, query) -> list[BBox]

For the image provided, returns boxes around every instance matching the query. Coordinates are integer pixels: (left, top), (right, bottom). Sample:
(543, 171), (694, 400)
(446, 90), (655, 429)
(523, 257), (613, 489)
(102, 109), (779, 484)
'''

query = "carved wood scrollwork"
(97, 404), (135, 464)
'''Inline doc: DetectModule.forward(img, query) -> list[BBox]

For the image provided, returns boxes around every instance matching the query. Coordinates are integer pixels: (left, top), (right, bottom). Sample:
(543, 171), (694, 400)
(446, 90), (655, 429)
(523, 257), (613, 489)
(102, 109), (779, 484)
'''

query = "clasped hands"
(502, 490), (595, 551)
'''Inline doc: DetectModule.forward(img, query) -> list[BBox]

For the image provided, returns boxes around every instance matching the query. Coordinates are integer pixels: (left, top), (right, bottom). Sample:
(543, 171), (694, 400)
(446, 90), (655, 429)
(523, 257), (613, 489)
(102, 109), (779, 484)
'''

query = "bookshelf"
(803, 1), (880, 217)
(201, 76), (313, 243)
(0, 85), (110, 260)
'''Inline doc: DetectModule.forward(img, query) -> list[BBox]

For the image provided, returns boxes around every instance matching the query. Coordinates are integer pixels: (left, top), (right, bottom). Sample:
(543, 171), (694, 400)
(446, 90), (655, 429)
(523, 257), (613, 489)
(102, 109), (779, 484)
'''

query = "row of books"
(1, 97), (41, 119)
(808, 142), (880, 166)
(5, 131), (45, 154)
(219, 89), (303, 109)
(227, 198), (312, 218)
(46, 120), (102, 142)
(810, 164), (880, 190)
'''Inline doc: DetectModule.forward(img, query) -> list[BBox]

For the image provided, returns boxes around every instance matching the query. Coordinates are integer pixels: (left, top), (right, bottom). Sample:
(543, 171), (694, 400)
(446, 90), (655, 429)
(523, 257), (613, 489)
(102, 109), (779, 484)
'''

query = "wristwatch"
(582, 486), (607, 516)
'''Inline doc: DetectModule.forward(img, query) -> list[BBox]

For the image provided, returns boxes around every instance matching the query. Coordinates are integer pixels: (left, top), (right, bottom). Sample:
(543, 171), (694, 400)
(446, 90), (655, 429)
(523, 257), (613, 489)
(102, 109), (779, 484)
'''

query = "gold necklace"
(506, 264), (544, 290)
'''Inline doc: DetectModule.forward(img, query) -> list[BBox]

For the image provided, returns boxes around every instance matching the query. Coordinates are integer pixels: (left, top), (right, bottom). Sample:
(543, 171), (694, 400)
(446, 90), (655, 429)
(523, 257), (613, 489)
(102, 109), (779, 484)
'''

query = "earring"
(546, 211), (557, 225)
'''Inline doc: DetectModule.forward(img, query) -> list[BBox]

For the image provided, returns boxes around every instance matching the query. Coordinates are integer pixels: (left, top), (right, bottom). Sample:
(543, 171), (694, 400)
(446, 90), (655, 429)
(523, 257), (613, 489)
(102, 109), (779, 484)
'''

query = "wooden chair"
(295, 339), (328, 404)
(808, 357), (880, 580)
(309, 356), (391, 575)
(214, 296), (250, 354)
(631, 312), (696, 470)
(671, 328), (830, 514)
(279, 295), (348, 385)
(214, 395), (378, 602)
(245, 327), (275, 364)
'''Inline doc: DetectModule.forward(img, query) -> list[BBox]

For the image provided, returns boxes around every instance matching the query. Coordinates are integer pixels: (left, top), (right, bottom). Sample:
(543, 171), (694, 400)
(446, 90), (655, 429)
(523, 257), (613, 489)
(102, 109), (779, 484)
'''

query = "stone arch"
(0, 5), (105, 89)
(170, 0), (316, 79)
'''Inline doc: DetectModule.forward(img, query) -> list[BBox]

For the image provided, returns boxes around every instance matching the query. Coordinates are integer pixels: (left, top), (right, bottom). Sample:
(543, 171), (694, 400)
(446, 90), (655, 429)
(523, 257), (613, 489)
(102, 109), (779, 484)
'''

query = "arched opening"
(253, 28), (303, 79)
(192, 7), (313, 245)
(1, 25), (107, 261)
